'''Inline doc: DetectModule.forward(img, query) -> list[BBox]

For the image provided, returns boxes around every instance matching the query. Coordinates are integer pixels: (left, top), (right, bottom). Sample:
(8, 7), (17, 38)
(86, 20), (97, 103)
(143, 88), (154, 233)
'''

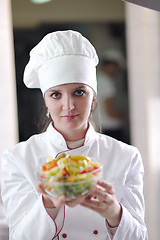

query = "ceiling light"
(31, 0), (52, 4)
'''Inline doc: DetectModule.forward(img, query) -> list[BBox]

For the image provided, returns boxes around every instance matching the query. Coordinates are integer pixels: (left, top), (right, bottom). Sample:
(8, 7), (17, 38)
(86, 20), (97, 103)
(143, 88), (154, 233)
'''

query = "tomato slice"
(80, 170), (88, 174)
(61, 168), (68, 176)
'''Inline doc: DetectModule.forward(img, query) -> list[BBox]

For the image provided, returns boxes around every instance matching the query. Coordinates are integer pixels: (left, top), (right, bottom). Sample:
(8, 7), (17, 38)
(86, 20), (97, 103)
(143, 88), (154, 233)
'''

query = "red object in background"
(122, 0), (160, 11)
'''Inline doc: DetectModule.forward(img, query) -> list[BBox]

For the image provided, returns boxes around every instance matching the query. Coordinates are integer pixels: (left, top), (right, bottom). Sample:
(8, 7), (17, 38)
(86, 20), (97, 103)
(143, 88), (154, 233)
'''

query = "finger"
(38, 184), (66, 208)
(66, 196), (85, 207)
(93, 189), (113, 204)
(81, 197), (106, 209)
(37, 183), (47, 195)
(85, 194), (92, 200)
(54, 195), (67, 208)
(80, 202), (98, 211)
(97, 180), (115, 194)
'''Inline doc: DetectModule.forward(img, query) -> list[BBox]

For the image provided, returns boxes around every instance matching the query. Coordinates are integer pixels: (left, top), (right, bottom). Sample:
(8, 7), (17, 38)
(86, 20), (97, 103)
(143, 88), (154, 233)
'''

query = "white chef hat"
(23, 30), (99, 95)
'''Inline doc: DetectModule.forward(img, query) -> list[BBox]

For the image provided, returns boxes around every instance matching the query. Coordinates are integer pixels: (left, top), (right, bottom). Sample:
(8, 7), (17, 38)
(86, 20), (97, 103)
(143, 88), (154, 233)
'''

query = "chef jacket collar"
(46, 122), (98, 151)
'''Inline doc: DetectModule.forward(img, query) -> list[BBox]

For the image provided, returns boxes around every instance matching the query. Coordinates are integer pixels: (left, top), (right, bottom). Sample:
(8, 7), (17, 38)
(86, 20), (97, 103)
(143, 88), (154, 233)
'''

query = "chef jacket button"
(62, 233), (67, 238)
(93, 230), (98, 235)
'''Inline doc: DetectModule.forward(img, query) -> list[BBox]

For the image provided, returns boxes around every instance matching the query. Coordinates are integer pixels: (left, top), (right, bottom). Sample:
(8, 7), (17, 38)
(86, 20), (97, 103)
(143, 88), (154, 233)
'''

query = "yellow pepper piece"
(47, 157), (54, 162)
(64, 156), (72, 175)
(70, 155), (89, 161)
(56, 153), (66, 161)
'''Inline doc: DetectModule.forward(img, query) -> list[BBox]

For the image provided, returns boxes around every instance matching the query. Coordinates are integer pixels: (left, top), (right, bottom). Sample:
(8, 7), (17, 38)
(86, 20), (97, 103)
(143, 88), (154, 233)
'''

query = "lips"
(62, 114), (79, 120)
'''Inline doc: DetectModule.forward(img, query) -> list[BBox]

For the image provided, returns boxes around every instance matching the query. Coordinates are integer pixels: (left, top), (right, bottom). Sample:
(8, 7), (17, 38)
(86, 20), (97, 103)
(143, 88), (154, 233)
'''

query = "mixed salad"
(39, 153), (101, 200)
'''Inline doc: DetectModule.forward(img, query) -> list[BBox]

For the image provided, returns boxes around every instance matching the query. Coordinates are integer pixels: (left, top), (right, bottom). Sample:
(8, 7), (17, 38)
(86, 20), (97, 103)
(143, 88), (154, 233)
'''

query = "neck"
(54, 123), (89, 141)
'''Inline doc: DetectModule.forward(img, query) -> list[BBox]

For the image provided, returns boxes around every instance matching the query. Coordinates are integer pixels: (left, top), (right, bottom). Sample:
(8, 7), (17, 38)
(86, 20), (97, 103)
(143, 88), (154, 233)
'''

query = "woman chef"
(1, 30), (148, 240)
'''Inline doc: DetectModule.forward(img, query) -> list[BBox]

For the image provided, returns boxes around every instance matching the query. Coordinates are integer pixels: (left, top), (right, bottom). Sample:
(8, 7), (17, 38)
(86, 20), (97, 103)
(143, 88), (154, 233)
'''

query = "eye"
(74, 89), (86, 97)
(51, 91), (61, 99)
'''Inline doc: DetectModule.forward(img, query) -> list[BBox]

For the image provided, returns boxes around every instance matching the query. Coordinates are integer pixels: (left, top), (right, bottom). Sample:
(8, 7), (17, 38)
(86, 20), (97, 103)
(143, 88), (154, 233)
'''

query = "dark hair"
(37, 104), (52, 133)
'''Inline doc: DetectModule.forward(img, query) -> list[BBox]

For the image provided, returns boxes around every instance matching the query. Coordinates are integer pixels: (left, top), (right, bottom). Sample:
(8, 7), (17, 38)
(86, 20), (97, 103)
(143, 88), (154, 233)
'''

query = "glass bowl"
(38, 155), (102, 201)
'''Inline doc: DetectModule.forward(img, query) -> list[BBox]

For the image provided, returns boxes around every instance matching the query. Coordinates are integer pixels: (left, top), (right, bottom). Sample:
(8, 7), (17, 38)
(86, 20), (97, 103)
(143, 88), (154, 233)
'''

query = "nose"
(62, 95), (75, 111)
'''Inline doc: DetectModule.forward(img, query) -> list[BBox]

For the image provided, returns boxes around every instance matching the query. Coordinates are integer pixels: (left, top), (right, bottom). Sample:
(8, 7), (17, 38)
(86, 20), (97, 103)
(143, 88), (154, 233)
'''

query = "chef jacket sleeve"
(1, 150), (65, 240)
(107, 148), (148, 240)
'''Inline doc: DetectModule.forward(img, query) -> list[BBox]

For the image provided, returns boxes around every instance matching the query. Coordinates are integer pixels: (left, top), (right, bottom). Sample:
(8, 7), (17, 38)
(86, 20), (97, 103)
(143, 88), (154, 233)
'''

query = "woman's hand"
(38, 183), (85, 209)
(80, 180), (122, 228)
(38, 183), (66, 208)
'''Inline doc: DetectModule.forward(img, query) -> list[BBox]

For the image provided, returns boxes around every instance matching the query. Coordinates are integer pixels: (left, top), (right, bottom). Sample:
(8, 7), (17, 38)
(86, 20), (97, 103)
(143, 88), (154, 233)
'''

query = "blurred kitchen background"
(1, 0), (160, 239)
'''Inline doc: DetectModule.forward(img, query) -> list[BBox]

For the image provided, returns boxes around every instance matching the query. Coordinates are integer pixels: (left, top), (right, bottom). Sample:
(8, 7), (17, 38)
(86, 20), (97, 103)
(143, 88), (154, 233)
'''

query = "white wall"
(0, 1), (18, 159)
(125, 3), (160, 239)
(0, 0), (18, 238)
(11, 0), (125, 28)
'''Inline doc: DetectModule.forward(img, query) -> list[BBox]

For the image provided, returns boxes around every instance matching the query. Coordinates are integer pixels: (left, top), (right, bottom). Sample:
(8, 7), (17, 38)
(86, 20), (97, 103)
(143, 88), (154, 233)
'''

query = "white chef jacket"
(1, 122), (148, 240)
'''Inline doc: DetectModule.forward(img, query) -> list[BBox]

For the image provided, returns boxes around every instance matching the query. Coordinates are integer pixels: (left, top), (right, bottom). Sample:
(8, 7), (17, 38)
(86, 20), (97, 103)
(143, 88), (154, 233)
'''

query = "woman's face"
(44, 83), (96, 140)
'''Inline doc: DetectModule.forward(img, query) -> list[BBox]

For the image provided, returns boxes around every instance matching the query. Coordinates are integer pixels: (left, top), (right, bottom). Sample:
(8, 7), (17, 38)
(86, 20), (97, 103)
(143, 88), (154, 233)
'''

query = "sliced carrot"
(42, 165), (47, 171)
(47, 161), (58, 170)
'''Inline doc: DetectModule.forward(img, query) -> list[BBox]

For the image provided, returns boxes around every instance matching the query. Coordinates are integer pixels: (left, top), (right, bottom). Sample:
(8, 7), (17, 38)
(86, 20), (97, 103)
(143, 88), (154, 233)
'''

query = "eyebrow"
(47, 85), (86, 92)
(74, 85), (86, 90)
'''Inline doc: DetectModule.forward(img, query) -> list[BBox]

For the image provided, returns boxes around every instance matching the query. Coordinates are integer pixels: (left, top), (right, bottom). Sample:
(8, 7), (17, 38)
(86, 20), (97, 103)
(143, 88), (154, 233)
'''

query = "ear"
(92, 93), (97, 103)
(91, 94), (98, 112)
